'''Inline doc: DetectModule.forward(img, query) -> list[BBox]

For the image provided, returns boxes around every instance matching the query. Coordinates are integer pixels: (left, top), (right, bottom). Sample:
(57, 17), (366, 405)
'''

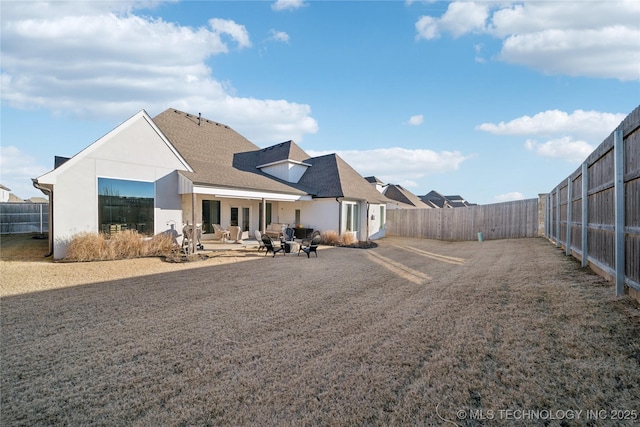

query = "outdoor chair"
(255, 230), (266, 252)
(212, 224), (230, 242)
(298, 232), (321, 258)
(262, 234), (285, 257)
(228, 225), (242, 243)
(281, 227), (295, 242)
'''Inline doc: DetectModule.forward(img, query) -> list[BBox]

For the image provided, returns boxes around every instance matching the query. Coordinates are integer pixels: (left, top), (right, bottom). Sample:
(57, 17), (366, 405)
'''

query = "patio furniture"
(262, 234), (285, 257)
(229, 225), (242, 243)
(255, 230), (266, 252)
(264, 223), (286, 239)
(212, 224), (230, 242)
(298, 232), (321, 258)
(182, 224), (204, 254)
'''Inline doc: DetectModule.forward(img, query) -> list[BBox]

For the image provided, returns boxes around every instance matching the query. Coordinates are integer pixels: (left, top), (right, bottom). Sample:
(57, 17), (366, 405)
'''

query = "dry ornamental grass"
(1, 234), (639, 426)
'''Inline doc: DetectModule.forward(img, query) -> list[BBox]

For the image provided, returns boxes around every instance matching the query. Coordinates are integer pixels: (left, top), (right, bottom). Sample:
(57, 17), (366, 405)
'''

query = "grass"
(2, 236), (639, 426)
(63, 230), (176, 262)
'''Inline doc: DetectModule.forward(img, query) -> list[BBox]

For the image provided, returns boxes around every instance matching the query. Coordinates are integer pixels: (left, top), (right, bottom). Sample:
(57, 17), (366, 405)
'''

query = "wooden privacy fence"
(0, 203), (49, 234)
(387, 198), (540, 241)
(545, 105), (640, 297)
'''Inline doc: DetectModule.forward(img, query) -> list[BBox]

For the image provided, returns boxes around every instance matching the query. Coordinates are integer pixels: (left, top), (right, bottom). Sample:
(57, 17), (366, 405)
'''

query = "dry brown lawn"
(1, 234), (639, 426)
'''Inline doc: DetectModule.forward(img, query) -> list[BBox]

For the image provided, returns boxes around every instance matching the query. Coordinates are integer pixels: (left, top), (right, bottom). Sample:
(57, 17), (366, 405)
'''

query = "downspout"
(32, 179), (53, 257)
(366, 201), (370, 242)
(335, 197), (342, 234)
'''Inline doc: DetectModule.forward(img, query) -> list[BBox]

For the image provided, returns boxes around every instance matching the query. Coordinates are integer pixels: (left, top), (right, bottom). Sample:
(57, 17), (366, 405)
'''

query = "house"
(0, 184), (11, 203)
(33, 109), (390, 259)
(365, 177), (432, 210)
(419, 190), (475, 208)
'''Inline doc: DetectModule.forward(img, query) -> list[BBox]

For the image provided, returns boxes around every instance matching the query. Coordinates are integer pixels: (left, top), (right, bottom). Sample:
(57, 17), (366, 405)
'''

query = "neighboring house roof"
(0, 184), (11, 192)
(28, 197), (49, 203)
(420, 190), (449, 208)
(419, 190), (475, 208)
(7, 193), (26, 203)
(383, 184), (431, 208)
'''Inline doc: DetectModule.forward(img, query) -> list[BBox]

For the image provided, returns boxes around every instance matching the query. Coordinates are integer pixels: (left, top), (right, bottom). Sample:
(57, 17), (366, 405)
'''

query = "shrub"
(320, 230), (340, 245)
(341, 232), (357, 246)
(63, 230), (176, 262)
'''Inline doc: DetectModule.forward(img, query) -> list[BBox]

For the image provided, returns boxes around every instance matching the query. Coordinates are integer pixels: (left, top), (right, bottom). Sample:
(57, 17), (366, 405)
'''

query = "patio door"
(202, 200), (220, 234)
(230, 206), (250, 232)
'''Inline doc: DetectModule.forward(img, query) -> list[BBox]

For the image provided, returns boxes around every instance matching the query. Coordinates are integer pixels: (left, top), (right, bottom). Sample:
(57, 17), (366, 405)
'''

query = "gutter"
(32, 179), (53, 257)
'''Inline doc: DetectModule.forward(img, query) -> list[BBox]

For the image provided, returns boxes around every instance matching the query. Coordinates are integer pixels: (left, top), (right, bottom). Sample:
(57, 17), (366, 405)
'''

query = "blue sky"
(1, 0), (638, 204)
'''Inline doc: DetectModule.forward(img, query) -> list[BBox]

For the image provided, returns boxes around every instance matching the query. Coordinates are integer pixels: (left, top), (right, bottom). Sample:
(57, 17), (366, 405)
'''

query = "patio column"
(261, 198), (266, 234)
(191, 191), (196, 254)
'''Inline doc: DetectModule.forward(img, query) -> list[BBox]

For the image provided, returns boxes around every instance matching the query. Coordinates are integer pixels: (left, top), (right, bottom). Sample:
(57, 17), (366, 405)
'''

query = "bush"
(320, 230), (340, 245)
(63, 230), (176, 262)
(341, 232), (357, 246)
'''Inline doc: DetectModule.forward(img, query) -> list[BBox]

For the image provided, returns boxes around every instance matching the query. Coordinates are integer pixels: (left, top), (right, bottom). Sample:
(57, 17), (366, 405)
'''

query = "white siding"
(43, 113), (188, 259)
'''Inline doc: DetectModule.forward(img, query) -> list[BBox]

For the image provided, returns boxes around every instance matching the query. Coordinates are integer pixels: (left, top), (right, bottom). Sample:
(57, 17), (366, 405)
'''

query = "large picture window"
(98, 178), (154, 236)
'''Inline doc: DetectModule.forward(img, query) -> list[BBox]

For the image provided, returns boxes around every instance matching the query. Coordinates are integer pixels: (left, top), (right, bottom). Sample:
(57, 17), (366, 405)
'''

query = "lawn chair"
(255, 230), (266, 252)
(212, 224), (230, 242)
(262, 234), (285, 257)
(281, 227), (295, 242)
(298, 231), (321, 258)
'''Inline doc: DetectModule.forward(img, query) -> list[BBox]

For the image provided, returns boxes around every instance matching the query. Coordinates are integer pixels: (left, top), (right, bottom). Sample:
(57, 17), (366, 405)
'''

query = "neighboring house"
(365, 177), (432, 210)
(382, 184), (432, 209)
(34, 109), (390, 259)
(0, 184), (11, 203)
(419, 190), (475, 208)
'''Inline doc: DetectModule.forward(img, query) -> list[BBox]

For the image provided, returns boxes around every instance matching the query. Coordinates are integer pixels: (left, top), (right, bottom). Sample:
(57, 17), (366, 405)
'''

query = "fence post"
(581, 162), (588, 267)
(555, 188), (560, 248)
(614, 129), (625, 296)
(566, 177), (572, 256)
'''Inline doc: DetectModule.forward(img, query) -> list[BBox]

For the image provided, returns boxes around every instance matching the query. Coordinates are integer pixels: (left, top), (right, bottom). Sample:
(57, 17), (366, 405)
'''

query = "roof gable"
(298, 154), (389, 203)
(37, 110), (192, 184)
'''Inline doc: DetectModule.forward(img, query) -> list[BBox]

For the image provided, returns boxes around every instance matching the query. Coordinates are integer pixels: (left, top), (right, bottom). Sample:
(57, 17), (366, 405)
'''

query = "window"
(379, 205), (386, 228)
(230, 207), (250, 231)
(230, 207), (239, 226)
(295, 209), (301, 226)
(98, 178), (154, 236)
(344, 202), (359, 232)
(202, 200), (220, 234)
(242, 207), (250, 232)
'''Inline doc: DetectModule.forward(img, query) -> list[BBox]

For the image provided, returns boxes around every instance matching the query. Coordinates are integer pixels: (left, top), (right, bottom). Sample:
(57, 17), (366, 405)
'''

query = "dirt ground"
(1, 234), (639, 426)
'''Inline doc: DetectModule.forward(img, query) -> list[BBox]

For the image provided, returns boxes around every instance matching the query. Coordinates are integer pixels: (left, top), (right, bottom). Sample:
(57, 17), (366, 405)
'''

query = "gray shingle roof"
(298, 154), (389, 203)
(153, 109), (307, 195)
(384, 184), (431, 208)
(153, 109), (389, 203)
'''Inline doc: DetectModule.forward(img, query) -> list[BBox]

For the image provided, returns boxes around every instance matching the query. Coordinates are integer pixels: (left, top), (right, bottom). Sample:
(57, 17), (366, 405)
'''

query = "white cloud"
(267, 29), (290, 43)
(209, 18), (252, 49)
(0, 1), (318, 144)
(271, 0), (306, 12)
(416, 2), (489, 40)
(525, 137), (594, 163)
(307, 147), (469, 185)
(476, 109), (625, 141)
(494, 192), (525, 203)
(405, 114), (424, 126)
(415, 0), (640, 81)
(0, 146), (49, 198)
